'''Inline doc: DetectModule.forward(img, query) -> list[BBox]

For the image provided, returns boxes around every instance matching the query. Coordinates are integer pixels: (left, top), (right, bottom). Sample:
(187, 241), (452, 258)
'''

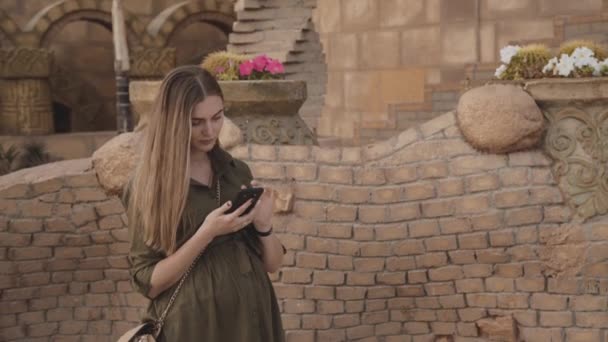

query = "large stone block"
(344, 71), (382, 112)
(442, 0), (477, 22)
(441, 22), (477, 64)
(315, 0), (341, 33)
(482, 0), (537, 19)
(328, 33), (358, 69)
(325, 72), (344, 108)
(380, 69), (426, 104)
(480, 23), (496, 63)
(401, 26), (440, 66)
(497, 19), (554, 49)
(379, 0), (425, 27)
(360, 31), (400, 68)
(539, 0), (602, 15)
(342, 0), (378, 31)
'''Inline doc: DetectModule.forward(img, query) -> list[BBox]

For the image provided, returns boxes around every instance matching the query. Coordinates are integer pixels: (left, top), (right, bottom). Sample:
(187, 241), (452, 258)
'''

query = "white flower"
(556, 54), (575, 77)
(494, 64), (507, 79)
(543, 57), (558, 74)
(572, 46), (595, 60)
(573, 55), (599, 69)
(500, 45), (521, 65)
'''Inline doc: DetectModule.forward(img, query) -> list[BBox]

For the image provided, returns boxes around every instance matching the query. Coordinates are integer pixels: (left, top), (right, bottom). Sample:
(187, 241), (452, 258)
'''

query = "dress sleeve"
(121, 187), (165, 299)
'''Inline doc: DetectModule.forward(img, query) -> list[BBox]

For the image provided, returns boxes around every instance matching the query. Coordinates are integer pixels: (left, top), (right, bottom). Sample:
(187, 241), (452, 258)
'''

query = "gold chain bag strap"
(118, 181), (221, 342)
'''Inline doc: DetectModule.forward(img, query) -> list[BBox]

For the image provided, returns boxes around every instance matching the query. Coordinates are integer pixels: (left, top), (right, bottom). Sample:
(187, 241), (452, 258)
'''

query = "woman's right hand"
(197, 200), (257, 238)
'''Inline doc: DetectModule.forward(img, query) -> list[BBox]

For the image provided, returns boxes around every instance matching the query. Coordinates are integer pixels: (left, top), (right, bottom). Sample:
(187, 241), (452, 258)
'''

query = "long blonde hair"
(128, 66), (224, 255)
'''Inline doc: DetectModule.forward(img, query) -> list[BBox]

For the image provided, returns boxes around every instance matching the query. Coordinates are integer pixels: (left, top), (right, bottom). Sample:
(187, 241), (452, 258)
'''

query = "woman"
(124, 65), (285, 341)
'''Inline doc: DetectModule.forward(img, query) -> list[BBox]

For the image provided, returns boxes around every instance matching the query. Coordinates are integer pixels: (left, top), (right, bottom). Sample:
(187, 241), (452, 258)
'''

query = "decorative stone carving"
(0, 79), (54, 135)
(130, 47), (176, 79)
(0, 47), (51, 78)
(526, 78), (608, 222)
(220, 80), (316, 145)
(130, 79), (316, 145)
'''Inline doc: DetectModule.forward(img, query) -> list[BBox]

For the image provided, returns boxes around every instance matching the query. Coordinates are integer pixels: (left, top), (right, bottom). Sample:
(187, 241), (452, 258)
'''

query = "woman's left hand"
(244, 180), (274, 233)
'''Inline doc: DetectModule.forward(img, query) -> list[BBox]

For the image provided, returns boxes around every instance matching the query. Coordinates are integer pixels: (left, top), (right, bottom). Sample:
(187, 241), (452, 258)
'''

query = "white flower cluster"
(494, 45), (521, 79)
(542, 47), (608, 77)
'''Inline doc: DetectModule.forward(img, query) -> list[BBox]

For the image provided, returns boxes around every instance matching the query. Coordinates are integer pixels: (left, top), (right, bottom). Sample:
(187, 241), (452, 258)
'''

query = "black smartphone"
(225, 187), (264, 215)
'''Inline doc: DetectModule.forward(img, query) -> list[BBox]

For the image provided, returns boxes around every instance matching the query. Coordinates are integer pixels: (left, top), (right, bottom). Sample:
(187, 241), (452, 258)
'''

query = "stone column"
(0, 48), (54, 135)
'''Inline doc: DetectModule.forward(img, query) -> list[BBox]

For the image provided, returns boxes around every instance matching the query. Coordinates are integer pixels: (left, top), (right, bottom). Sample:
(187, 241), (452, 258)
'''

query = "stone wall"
(2, 112), (607, 341)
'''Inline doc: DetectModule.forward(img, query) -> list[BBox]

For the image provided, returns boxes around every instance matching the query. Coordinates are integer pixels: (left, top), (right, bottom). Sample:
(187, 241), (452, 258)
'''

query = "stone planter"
(129, 79), (316, 145)
(524, 77), (608, 222)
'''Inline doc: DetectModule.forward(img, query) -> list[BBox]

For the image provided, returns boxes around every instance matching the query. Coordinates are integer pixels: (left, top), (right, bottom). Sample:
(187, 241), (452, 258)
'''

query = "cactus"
(200, 51), (248, 81)
(0, 143), (19, 175)
(503, 44), (552, 80)
(559, 40), (607, 60)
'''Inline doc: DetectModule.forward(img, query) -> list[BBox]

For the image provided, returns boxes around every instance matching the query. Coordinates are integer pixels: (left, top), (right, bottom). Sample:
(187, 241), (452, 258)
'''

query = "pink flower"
(252, 54), (269, 72)
(266, 59), (285, 74)
(214, 66), (225, 74)
(239, 60), (254, 77)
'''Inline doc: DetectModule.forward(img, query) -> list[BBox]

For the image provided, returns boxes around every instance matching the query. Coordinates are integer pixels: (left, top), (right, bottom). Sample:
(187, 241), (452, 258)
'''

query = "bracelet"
(255, 226), (273, 237)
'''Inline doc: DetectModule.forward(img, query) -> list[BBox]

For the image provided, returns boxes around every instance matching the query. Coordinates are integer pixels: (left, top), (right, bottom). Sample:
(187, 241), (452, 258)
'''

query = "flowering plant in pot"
(201, 51), (285, 80)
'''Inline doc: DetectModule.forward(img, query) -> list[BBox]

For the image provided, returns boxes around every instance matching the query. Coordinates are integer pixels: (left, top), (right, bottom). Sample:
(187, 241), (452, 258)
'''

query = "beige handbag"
(117, 181), (221, 342)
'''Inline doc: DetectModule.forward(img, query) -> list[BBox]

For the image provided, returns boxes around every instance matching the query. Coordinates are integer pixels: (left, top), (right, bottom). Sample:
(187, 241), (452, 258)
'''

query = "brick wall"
(2, 112), (608, 341)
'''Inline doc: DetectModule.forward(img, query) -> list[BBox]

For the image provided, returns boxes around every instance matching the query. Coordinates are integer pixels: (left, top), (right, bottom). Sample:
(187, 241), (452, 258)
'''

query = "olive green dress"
(125, 148), (285, 342)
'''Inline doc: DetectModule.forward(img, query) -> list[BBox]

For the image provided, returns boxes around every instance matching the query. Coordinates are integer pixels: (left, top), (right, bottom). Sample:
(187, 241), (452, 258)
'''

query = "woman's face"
(190, 95), (224, 153)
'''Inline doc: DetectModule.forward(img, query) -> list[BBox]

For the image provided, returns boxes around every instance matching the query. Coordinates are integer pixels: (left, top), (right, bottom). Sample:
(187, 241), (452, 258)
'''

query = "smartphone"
(225, 187), (264, 215)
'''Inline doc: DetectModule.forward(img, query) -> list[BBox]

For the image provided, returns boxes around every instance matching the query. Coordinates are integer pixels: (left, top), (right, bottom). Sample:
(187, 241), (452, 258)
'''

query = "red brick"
(296, 253), (326, 269)
(331, 314), (359, 329)
(295, 184), (334, 200)
(317, 300), (345, 314)
(346, 325), (374, 340)
(439, 294), (466, 309)
(278, 146), (311, 161)
(411, 309), (437, 321)
(425, 235), (457, 251)
(353, 226), (374, 241)
(495, 264), (522, 278)
(352, 257), (382, 272)
(466, 294), (497, 308)
(439, 217), (471, 234)
(284, 299), (315, 313)
(437, 179), (464, 197)
(397, 285), (425, 297)
(415, 297), (440, 309)
(281, 268), (312, 284)
(494, 189), (530, 208)
(565, 328), (602, 342)
(319, 166), (353, 184)
(450, 155), (507, 176)
(428, 266), (463, 281)
(316, 329), (346, 341)
(415, 252), (448, 268)
(302, 314), (332, 329)
(515, 278), (545, 292)
(458, 232), (488, 249)
(368, 286), (396, 299)
(385, 166), (417, 184)
(463, 264), (493, 278)
(387, 203), (420, 222)
(476, 248), (510, 263)
(355, 168), (387, 185)
(326, 205), (357, 222)
(570, 295), (607, 311)
(360, 242), (392, 257)
(575, 312), (608, 328)
(455, 279), (485, 293)
(318, 223), (353, 239)
(448, 250), (476, 264)
(497, 293), (529, 309)
(375, 322), (402, 336)
(471, 211), (504, 231)
(28, 322), (58, 337)
(313, 271), (344, 285)
(306, 237), (337, 253)
(506, 207), (543, 226)
(336, 287), (366, 301)
(489, 230), (515, 247)
(500, 168), (529, 186)
(466, 173), (500, 192)
(540, 311), (573, 327)
(531, 293), (568, 310)
(274, 285), (303, 299)
(543, 205), (572, 223)
(386, 256), (416, 271)
(338, 240), (360, 256)
(372, 187), (402, 204)
(419, 161), (448, 179)
(304, 286), (334, 300)
(285, 164), (317, 181)
(457, 322), (479, 337)
(421, 199), (453, 217)
(249, 162), (284, 179)
(431, 322), (456, 335)
(375, 224), (407, 240)
(336, 187), (370, 203)
(358, 206), (386, 223)
(281, 314), (301, 330)
(377, 272), (406, 285)
(485, 277), (515, 292)
(328, 255), (354, 270)
(9, 247), (52, 260)
(529, 187), (563, 205)
(454, 194), (490, 214)
(409, 219), (439, 237)
(388, 297), (415, 310)
(408, 270), (428, 284)
(403, 322), (430, 334)
(424, 282), (455, 296)
(458, 308), (487, 322)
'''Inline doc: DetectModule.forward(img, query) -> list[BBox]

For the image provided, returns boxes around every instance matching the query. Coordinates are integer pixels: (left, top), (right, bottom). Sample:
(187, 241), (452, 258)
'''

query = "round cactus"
(502, 44), (552, 80)
(200, 51), (248, 81)
(559, 40), (607, 60)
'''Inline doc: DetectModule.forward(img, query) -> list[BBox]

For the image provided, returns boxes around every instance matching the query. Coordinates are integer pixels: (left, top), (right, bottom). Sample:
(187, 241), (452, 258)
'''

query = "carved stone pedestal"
(525, 78), (608, 222)
(130, 79), (316, 145)
(0, 48), (54, 135)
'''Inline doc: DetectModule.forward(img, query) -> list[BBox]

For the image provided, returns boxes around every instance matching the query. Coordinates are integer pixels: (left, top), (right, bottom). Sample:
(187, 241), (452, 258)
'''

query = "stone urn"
(129, 79), (316, 145)
(524, 77), (608, 222)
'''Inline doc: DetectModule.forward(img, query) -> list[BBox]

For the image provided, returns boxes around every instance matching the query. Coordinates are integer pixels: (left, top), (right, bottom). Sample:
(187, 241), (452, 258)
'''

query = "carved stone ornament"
(0, 47), (51, 78)
(130, 47), (176, 79)
(526, 78), (608, 222)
